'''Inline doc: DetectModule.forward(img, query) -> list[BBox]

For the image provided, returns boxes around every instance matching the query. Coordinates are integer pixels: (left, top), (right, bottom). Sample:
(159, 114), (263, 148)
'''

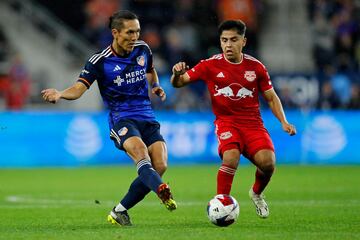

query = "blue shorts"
(110, 118), (165, 151)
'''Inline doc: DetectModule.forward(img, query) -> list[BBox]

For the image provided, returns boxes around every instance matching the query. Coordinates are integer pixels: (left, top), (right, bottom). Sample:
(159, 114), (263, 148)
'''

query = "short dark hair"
(218, 20), (246, 36)
(108, 10), (138, 30)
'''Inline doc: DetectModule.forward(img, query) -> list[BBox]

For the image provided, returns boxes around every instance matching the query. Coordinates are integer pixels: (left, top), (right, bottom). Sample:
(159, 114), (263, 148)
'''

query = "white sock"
(115, 203), (127, 212)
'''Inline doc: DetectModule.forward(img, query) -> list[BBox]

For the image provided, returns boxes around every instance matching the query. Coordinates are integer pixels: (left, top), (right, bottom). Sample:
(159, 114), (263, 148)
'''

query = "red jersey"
(186, 53), (273, 126)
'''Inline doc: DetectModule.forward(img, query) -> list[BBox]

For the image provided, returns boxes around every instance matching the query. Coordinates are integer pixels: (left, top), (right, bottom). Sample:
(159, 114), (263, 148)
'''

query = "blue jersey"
(77, 40), (155, 128)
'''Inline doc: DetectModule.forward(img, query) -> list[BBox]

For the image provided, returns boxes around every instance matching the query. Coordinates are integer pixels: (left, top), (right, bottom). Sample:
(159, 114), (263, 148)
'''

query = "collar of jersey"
(110, 45), (131, 58)
(223, 53), (243, 65)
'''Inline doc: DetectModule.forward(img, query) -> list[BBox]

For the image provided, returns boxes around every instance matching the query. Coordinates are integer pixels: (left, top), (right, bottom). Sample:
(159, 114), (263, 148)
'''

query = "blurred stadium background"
(0, 0), (359, 167)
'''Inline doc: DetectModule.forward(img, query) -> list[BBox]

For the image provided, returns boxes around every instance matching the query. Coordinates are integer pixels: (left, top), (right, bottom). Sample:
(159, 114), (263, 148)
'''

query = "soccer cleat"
(249, 188), (269, 218)
(157, 183), (177, 211)
(107, 207), (132, 226)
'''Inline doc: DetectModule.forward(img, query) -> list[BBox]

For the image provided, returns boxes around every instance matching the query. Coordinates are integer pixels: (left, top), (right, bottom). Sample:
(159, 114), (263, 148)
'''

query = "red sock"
(252, 168), (274, 194)
(217, 164), (237, 194)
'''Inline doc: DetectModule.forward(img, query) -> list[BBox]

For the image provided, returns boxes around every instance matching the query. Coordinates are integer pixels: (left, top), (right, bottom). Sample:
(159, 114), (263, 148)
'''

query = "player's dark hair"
(109, 10), (138, 30)
(218, 20), (246, 36)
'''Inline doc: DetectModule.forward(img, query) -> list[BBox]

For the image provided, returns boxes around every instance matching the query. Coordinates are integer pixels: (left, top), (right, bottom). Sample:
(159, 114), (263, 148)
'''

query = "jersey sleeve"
(77, 60), (101, 89)
(186, 60), (207, 82)
(142, 43), (154, 73)
(146, 53), (154, 73)
(258, 64), (273, 92)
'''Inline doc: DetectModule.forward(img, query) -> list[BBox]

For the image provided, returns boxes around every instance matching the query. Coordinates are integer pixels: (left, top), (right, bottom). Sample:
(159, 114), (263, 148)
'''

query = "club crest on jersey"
(214, 83), (254, 101)
(219, 131), (232, 140)
(244, 71), (256, 82)
(118, 127), (128, 136)
(137, 55), (145, 66)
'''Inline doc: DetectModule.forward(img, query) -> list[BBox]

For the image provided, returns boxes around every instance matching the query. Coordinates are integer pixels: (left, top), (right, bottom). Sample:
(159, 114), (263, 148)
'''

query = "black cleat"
(107, 207), (132, 226)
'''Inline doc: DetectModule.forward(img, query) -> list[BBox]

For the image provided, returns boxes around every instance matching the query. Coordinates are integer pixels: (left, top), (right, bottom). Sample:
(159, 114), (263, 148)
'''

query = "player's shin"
(217, 163), (237, 194)
(136, 158), (163, 193)
(252, 168), (274, 194)
(118, 177), (151, 210)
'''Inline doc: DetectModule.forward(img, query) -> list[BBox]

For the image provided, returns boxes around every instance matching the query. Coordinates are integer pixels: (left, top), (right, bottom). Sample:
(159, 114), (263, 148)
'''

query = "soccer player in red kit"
(170, 20), (296, 218)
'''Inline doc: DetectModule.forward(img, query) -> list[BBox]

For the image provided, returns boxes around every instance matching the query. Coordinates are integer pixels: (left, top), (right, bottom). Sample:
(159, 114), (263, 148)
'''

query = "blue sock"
(120, 177), (151, 210)
(136, 158), (163, 193)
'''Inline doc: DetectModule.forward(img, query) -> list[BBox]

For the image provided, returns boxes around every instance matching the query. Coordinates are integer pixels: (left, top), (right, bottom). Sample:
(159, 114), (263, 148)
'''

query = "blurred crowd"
(0, 0), (359, 111)
(0, 27), (31, 110)
(308, 0), (360, 110)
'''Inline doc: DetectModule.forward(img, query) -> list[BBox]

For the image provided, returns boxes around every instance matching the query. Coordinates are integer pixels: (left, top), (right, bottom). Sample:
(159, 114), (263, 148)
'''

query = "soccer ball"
(206, 194), (240, 227)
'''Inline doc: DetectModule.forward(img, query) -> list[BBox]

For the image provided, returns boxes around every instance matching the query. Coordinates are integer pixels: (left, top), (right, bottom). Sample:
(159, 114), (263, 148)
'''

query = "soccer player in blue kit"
(41, 10), (177, 226)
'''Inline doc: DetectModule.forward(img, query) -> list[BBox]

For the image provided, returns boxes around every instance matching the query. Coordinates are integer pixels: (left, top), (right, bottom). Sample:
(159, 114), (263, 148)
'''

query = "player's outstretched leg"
(157, 183), (177, 211)
(107, 207), (132, 226)
(249, 188), (269, 218)
(107, 177), (151, 226)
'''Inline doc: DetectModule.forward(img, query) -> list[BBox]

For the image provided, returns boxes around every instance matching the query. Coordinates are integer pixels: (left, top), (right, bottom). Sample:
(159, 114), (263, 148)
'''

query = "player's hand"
(152, 86), (166, 101)
(282, 122), (296, 136)
(41, 88), (61, 104)
(172, 62), (189, 76)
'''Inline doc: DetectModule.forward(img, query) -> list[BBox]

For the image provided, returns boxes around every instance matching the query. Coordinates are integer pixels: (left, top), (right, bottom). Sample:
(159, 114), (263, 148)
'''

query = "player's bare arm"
(170, 62), (190, 88)
(146, 68), (166, 101)
(263, 89), (297, 136)
(41, 82), (87, 104)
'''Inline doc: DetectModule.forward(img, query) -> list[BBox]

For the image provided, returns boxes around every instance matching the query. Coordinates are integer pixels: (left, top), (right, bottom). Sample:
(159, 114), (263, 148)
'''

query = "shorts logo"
(219, 131), (232, 140)
(118, 127), (128, 136)
(137, 56), (145, 66)
(244, 71), (256, 82)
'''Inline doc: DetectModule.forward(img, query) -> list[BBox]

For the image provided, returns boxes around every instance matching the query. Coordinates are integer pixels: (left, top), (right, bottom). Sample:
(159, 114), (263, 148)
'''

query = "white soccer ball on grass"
(206, 194), (240, 227)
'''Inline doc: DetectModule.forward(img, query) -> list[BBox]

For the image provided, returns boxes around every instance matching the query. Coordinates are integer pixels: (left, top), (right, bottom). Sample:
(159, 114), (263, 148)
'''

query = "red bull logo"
(236, 87), (254, 99)
(214, 85), (234, 97)
(214, 83), (254, 101)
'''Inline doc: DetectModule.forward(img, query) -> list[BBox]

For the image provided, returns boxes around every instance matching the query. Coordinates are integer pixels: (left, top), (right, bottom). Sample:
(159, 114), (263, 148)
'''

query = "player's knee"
(127, 144), (149, 160)
(154, 161), (167, 176)
(261, 156), (275, 175)
(222, 150), (240, 168)
(255, 150), (275, 174)
(261, 160), (275, 175)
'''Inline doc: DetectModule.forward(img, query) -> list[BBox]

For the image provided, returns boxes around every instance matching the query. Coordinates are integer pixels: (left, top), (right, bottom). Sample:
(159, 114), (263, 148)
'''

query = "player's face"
(112, 19), (140, 54)
(220, 30), (246, 63)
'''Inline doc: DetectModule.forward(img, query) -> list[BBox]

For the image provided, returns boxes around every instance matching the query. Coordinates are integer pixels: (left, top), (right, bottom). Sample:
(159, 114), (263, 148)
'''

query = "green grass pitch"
(0, 165), (359, 240)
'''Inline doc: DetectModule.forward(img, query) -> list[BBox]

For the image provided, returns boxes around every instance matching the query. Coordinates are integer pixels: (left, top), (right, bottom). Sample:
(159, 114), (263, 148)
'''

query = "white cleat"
(249, 189), (269, 218)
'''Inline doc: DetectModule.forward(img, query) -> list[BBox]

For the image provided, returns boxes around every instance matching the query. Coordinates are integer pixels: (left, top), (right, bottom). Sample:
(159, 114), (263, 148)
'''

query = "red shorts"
(215, 120), (275, 161)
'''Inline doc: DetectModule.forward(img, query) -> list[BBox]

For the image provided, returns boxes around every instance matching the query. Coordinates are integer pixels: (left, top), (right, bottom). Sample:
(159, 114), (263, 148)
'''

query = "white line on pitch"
(2, 195), (360, 208)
